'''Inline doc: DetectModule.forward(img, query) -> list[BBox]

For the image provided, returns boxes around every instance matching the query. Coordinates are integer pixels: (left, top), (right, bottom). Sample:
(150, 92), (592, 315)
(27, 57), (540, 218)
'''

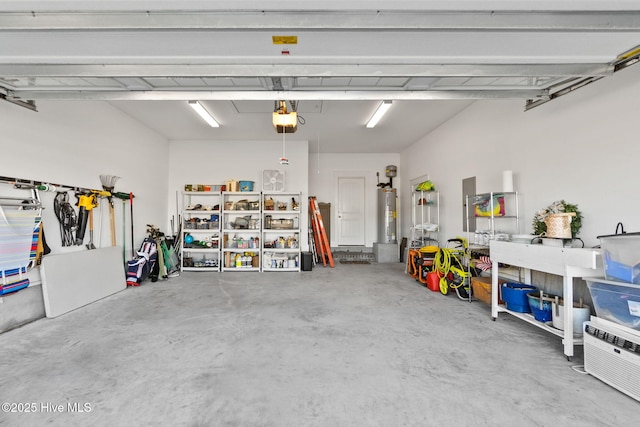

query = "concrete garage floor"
(0, 263), (637, 426)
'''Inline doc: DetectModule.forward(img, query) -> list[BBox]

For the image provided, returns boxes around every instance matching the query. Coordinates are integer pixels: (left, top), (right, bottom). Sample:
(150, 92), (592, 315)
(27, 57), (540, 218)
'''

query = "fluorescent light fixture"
(366, 100), (393, 128)
(188, 101), (219, 127)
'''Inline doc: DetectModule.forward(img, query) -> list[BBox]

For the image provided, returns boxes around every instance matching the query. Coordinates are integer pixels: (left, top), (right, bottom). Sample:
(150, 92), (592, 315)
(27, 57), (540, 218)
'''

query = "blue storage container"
(527, 291), (554, 322)
(501, 283), (537, 313)
(239, 180), (254, 192)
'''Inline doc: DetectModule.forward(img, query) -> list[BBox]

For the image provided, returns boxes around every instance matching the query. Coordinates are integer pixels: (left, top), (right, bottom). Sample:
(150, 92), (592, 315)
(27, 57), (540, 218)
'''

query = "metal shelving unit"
(410, 188), (439, 248)
(181, 191), (222, 272)
(466, 191), (520, 250)
(221, 191), (262, 272)
(181, 190), (302, 273)
(262, 192), (301, 272)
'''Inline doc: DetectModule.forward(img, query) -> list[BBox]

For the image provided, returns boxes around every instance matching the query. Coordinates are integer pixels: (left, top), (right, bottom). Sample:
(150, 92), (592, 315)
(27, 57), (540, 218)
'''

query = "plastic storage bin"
(270, 218), (294, 230)
(500, 283), (537, 313)
(239, 180), (254, 192)
(597, 232), (640, 284)
(551, 300), (591, 335)
(586, 277), (640, 331)
(471, 276), (504, 305)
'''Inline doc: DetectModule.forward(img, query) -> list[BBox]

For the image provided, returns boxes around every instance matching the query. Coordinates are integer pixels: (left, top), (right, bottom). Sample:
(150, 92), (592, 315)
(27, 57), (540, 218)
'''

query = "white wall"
(308, 153), (401, 247)
(2, 63), (639, 331)
(0, 101), (170, 249)
(400, 65), (640, 248)
(167, 139), (309, 248)
(0, 100), (169, 331)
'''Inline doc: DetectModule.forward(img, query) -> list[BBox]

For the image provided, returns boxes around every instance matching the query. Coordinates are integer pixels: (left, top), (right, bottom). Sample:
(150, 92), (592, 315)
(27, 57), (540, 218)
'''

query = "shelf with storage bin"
(262, 191), (301, 272)
(222, 248), (261, 271)
(222, 191), (262, 214)
(262, 191), (301, 214)
(466, 192), (519, 250)
(222, 227), (261, 271)
(262, 231), (301, 271)
(221, 191), (262, 272)
(181, 191), (222, 272)
(181, 228), (221, 272)
(182, 249), (220, 271)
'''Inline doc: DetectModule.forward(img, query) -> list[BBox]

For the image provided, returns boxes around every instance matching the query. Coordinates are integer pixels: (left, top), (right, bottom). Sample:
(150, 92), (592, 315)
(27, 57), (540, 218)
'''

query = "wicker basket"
(544, 213), (575, 239)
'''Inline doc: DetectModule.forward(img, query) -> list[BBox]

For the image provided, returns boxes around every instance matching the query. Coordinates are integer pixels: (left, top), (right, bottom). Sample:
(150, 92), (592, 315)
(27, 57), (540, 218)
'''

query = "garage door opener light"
(273, 100), (297, 133)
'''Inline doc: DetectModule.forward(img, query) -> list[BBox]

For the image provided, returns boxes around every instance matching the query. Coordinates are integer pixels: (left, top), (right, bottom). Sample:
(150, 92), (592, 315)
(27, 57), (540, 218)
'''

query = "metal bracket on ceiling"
(613, 45), (640, 73)
(524, 78), (600, 111)
(272, 77), (284, 91)
(270, 77), (295, 92)
(0, 92), (37, 111)
(525, 44), (640, 111)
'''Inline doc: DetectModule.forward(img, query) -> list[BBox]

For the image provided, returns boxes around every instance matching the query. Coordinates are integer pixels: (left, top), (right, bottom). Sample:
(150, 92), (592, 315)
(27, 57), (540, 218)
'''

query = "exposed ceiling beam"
(0, 63), (613, 78)
(6, 89), (548, 101)
(1, 10), (640, 31)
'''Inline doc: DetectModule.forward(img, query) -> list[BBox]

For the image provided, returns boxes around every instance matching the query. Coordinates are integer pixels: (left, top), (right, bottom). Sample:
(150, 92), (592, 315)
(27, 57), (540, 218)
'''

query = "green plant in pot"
(532, 200), (583, 239)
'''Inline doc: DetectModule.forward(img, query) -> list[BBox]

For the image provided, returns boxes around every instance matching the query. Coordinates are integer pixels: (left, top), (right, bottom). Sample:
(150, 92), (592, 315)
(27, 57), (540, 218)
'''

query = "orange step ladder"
(309, 197), (334, 267)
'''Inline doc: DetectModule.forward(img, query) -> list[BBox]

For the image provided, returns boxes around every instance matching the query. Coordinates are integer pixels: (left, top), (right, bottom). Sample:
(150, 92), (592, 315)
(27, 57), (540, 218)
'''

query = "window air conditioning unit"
(584, 317), (640, 402)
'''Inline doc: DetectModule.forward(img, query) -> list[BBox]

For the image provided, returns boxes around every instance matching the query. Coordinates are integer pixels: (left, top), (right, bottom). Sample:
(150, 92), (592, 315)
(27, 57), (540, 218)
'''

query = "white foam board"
(40, 246), (126, 318)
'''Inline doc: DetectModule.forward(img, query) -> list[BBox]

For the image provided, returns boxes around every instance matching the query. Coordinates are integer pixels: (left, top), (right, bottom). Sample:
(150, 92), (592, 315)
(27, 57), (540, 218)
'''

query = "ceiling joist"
(1, 10), (640, 31)
(0, 63), (613, 78)
(5, 89), (549, 102)
(0, 4), (637, 109)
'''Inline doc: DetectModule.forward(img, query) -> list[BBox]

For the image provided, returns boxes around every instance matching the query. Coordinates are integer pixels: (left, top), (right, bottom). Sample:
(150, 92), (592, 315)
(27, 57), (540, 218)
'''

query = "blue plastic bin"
(239, 180), (254, 192)
(501, 283), (537, 313)
(527, 291), (554, 322)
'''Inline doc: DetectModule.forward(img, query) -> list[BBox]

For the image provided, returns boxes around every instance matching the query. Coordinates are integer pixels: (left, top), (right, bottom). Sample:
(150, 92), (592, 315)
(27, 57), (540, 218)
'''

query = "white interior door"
(337, 176), (365, 246)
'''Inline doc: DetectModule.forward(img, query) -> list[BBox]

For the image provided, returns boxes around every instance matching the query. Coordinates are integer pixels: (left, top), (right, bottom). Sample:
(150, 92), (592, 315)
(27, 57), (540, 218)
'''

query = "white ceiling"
(0, 1), (639, 153)
(107, 99), (475, 153)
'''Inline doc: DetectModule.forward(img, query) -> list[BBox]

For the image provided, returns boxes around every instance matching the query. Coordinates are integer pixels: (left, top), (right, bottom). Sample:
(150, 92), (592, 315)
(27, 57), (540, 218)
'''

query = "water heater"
(378, 188), (397, 244)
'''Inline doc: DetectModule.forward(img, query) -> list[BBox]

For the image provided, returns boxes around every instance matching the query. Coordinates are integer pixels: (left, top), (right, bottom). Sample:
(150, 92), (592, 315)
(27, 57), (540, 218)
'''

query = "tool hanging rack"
(0, 175), (135, 248)
(0, 174), (132, 197)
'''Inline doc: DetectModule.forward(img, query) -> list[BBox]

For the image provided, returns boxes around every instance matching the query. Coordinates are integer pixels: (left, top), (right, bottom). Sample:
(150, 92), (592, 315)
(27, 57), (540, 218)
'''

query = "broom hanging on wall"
(99, 174), (120, 246)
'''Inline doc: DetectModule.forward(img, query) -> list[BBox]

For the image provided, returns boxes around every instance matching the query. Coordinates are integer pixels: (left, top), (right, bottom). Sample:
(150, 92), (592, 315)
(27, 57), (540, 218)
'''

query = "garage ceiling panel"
(1, 3), (639, 153)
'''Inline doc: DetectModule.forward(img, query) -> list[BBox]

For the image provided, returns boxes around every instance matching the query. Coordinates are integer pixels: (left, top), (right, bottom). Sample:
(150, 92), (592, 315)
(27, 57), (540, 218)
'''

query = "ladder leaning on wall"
(308, 196), (334, 268)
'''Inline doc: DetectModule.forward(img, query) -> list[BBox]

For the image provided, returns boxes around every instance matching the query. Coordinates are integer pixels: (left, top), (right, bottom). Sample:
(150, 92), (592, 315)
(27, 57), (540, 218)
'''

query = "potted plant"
(532, 200), (583, 238)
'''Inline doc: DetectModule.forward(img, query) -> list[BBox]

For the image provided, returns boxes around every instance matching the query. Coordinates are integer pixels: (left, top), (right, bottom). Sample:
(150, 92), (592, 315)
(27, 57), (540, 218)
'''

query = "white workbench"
(490, 240), (602, 360)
